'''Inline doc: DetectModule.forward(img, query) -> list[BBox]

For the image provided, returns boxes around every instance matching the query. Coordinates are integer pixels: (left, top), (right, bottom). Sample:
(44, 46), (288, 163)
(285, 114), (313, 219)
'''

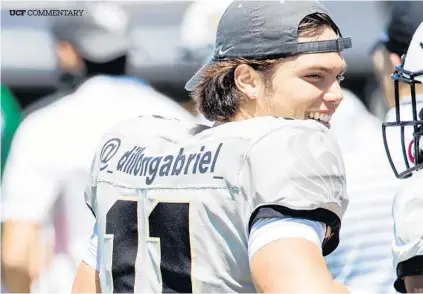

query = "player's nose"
(323, 81), (343, 106)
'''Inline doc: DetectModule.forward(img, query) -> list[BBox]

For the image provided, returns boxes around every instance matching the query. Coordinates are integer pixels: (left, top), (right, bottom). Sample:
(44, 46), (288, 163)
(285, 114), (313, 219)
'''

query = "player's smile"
(306, 111), (333, 128)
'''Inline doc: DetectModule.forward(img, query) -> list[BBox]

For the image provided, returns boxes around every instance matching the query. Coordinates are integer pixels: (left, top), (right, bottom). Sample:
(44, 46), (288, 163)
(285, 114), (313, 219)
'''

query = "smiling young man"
(72, 1), (352, 292)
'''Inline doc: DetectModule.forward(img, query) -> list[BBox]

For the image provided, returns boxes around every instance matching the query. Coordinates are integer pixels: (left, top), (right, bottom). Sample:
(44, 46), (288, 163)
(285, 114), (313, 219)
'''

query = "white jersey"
(86, 116), (348, 293)
(1, 75), (196, 292)
(325, 90), (399, 293)
(388, 96), (423, 293)
(390, 24), (423, 292)
(392, 170), (423, 292)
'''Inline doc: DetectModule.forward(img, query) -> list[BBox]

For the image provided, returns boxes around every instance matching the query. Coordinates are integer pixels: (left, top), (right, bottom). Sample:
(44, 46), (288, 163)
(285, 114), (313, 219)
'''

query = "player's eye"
(305, 73), (323, 79)
(304, 73), (324, 82)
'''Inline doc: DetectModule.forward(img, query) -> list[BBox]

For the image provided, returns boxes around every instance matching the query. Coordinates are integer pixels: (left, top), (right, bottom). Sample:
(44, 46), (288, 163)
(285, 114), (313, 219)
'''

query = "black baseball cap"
(185, 0), (352, 91)
(375, 1), (423, 57)
(51, 4), (130, 63)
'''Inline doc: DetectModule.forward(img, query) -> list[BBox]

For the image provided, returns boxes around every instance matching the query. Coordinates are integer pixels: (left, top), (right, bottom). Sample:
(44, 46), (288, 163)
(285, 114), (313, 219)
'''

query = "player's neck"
(399, 83), (423, 101)
(181, 101), (200, 116)
(213, 112), (247, 127)
(231, 109), (255, 122)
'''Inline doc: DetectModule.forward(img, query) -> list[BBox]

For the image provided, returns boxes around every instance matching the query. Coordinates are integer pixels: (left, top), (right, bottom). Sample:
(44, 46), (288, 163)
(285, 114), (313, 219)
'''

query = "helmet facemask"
(382, 46), (423, 179)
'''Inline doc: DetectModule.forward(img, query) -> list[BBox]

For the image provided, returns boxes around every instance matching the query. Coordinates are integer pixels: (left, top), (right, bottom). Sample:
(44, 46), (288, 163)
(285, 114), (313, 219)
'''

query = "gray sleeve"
(85, 148), (101, 217)
(240, 124), (348, 255)
(83, 222), (100, 272)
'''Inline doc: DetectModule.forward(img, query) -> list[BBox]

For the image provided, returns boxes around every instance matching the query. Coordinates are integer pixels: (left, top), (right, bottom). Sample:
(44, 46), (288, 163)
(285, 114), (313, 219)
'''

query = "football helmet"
(382, 23), (423, 179)
(179, 0), (233, 63)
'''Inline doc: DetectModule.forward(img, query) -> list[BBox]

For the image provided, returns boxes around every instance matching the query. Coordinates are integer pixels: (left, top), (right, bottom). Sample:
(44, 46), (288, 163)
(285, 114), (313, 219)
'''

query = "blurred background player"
(324, 2), (423, 292)
(383, 21), (423, 293)
(1, 3), (197, 293)
(21, 18), (83, 118)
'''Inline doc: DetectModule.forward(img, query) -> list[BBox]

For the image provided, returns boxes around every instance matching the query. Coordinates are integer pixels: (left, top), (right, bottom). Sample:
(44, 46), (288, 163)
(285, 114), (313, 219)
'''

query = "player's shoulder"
(255, 117), (333, 144)
(195, 116), (344, 179)
(238, 116), (344, 180)
(196, 116), (341, 168)
(201, 116), (328, 143)
(238, 117), (340, 159)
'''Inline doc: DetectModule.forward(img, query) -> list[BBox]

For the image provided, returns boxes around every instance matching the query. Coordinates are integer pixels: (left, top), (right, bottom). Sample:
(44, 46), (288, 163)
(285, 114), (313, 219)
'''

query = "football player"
(382, 22), (423, 293)
(324, 2), (423, 291)
(180, 2), (398, 290)
(72, 1), (352, 292)
(374, 2), (423, 178)
(1, 3), (197, 293)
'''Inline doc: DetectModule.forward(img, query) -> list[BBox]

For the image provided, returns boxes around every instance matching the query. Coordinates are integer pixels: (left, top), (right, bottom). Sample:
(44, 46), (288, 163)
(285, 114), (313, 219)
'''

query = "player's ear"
(234, 64), (260, 100)
(389, 52), (402, 70)
(56, 40), (83, 72)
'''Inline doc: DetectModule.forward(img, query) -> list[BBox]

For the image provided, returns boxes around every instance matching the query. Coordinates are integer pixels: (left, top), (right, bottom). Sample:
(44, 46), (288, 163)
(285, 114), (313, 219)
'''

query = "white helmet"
(180, 0), (233, 62)
(383, 22), (423, 179)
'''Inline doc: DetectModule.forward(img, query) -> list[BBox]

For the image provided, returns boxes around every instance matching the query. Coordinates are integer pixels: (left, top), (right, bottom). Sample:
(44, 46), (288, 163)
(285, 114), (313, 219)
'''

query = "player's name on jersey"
(113, 143), (223, 185)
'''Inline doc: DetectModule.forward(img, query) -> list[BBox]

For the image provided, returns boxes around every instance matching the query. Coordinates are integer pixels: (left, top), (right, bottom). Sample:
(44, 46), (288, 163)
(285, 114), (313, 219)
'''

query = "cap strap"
(294, 37), (352, 54)
(215, 37), (352, 61)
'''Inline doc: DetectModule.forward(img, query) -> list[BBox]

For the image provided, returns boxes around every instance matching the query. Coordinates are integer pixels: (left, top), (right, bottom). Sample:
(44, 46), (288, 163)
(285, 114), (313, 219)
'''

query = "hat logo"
(217, 47), (230, 57)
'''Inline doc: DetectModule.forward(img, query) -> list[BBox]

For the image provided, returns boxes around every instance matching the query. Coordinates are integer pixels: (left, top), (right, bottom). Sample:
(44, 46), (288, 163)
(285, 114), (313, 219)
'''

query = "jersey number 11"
(106, 199), (194, 293)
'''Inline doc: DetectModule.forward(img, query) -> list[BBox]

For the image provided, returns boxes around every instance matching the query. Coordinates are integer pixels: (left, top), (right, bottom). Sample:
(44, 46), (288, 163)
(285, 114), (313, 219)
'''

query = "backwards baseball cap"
(51, 3), (130, 63)
(378, 2), (423, 57)
(185, 0), (352, 91)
